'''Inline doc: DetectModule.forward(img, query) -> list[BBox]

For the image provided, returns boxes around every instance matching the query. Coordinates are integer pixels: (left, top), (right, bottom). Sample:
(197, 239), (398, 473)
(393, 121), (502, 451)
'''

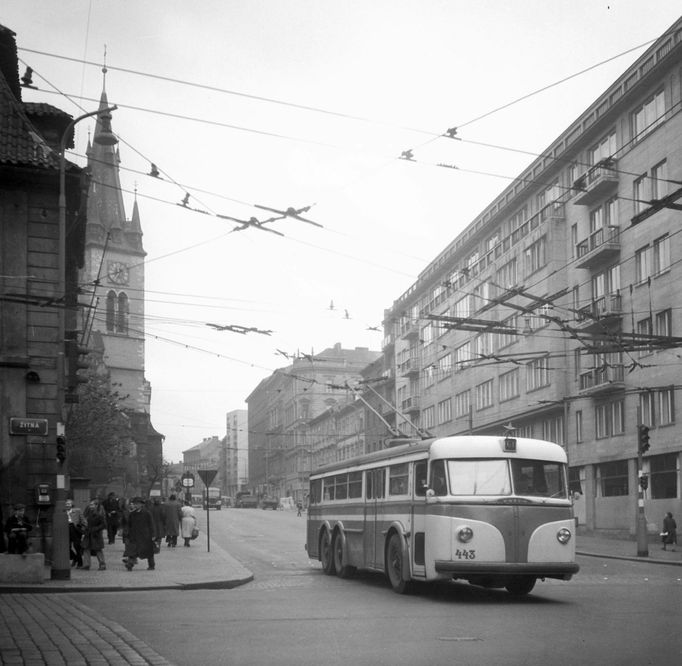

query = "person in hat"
(81, 498), (107, 570)
(122, 497), (157, 571)
(4, 503), (32, 555)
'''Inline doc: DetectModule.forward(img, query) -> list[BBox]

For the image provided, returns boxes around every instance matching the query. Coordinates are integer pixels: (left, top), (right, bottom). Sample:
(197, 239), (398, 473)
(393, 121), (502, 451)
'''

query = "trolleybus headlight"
(557, 528), (572, 545)
(457, 526), (474, 543)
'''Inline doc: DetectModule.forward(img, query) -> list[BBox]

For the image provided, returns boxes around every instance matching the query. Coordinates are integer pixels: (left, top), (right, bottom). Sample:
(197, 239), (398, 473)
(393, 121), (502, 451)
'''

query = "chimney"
(0, 24), (21, 100)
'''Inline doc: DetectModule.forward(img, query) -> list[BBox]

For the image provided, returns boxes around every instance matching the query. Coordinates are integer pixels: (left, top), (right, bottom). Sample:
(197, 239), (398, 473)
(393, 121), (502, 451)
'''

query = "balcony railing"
(400, 396), (421, 413)
(578, 364), (625, 395)
(575, 293), (623, 331)
(573, 160), (619, 206)
(398, 356), (420, 376)
(575, 225), (620, 269)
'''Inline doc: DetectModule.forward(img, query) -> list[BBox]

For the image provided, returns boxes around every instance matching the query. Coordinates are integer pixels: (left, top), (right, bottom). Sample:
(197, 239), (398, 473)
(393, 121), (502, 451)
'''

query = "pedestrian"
(149, 496), (164, 553)
(662, 511), (677, 551)
(65, 499), (86, 568)
(296, 500), (303, 517)
(4, 503), (32, 555)
(180, 500), (197, 547)
(122, 496), (157, 571)
(162, 494), (182, 548)
(81, 498), (107, 570)
(103, 492), (121, 544)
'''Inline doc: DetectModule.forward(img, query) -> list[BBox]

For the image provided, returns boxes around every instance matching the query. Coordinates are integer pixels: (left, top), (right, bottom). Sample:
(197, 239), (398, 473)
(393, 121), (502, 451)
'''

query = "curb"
(576, 550), (682, 567)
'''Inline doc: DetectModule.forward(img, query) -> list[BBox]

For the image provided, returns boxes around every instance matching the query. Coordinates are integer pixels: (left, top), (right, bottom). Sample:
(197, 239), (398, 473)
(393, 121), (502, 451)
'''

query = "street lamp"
(52, 105), (117, 580)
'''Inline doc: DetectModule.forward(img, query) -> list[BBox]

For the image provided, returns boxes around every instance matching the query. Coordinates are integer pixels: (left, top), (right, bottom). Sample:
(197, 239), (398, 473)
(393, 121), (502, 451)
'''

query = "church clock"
(107, 261), (129, 285)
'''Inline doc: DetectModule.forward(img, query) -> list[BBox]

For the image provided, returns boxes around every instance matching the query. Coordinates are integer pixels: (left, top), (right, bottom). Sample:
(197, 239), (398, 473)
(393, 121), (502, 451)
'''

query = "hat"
(131, 496), (144, 504)
(13, 503), (26, 511)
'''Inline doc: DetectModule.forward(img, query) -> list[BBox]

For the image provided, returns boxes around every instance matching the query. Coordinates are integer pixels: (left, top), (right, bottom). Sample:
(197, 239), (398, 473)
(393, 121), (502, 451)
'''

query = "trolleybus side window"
(366, 468), (386, 499)
(430, 459), (448, 495)
(310, 478), (322, 504)
(415, 460), (427, 496)
(349, 471), (362, 499)
(388, 463), (409, 496)
(448, 459), (511, 495)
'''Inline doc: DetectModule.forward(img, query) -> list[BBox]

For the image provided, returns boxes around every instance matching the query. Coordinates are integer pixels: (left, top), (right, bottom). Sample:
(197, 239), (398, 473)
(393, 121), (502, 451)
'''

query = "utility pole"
(636, 407), (649, 557)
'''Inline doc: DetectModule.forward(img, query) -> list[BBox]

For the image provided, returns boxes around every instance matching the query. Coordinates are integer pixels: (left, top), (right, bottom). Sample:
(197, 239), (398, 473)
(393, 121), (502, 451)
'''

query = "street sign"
(9, 417), (49, 436)
(181, 472), (194, 488)
(197, 469), (218, 487)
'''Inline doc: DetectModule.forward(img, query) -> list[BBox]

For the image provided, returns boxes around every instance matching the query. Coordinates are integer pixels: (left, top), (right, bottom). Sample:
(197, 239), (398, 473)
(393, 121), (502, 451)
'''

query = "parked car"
(235, 491), (258, 508)
(261, 496), (279, 510)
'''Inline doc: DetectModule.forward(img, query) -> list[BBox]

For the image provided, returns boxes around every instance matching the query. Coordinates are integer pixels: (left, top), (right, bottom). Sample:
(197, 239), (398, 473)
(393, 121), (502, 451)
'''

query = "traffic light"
(56, 435), (67, 464)
(639, 475), (649, 491)
(65, 331), (91, 402)
(638, 424), (650, 454)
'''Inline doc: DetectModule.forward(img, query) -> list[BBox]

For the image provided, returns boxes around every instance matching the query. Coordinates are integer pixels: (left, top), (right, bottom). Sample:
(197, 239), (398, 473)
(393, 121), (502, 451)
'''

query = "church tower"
(78, 69), (163, 491)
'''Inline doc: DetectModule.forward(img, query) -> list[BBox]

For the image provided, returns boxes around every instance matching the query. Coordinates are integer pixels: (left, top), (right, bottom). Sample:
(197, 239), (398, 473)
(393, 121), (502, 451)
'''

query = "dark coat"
(82, 509), (105, 552)
(663, 514), (677, 545)
(150, 501), (164, 539)
(123, 507), (156, 560)
(162, 499), (181, 537)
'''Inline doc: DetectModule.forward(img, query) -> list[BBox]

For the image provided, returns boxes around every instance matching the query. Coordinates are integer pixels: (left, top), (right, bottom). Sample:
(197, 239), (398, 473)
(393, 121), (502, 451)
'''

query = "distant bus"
(204, 487), (222, 510)
(306, 435), (579, 596)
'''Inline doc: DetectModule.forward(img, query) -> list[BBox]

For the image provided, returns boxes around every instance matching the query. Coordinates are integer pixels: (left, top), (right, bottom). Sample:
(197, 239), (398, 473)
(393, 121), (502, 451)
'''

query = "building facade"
(381, 19), (682, 535)
(245, 343), (380, 500)
(222, 409), (248, 498)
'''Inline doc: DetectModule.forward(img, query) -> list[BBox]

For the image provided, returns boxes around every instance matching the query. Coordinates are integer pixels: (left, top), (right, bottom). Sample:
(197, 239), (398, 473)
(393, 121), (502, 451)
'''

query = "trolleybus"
(306, 435), (579, 595)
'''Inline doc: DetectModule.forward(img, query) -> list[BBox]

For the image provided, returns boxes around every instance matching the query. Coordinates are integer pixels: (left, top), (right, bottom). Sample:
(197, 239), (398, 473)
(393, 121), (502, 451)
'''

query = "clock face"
(108, 261), (129, 285)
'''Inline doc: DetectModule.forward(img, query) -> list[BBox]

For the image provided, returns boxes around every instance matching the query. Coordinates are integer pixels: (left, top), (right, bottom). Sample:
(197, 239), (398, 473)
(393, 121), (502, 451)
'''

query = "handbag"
(190, 527), (199, 540)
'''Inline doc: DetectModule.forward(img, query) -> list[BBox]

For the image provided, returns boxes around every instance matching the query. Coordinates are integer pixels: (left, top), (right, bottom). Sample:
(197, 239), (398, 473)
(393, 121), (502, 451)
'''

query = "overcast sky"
(4, 1), (681, 461)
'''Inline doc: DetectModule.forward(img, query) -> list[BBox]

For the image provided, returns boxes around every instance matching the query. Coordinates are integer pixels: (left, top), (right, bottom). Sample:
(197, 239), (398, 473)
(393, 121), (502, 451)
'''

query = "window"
(366, 468), (385, 499)
(637, 317), (652, 356)
(590, 131), (616, 164)
(658, 388), (675, 426)
(652, 160), (668, 199)
(414, 461), (427, 496)
(511, 459), (566, 498)
(454, 341), (471, 371)
(576, 410), (583, 443)
(422, 405), (435, 429)
(499, 369), (519, 402)
(474, 332), (492, 359)
(632, 89), (665, 141)
(497, 313), (518, 349)
(640, 391), (655, 427)
(106, 290), (129, 334)
(525, 236), (547, 275)
(542, 416), (565, 445)
(449, 459), (511, 496)
(526, 356), (550, 391)
(430, 459), (448, 496)
(436, 354), (452, 381)
(635, 245), (649, 283)
(389, 463), (409, 496)
(649, 453), (678, 499)
(595, 399), (624, 438)
(476, 379), (494, 410)
(454, 390), (470, 418)
(656, 309), (672, 338)
(437, 398), (452, 425)
(653, 234), (670, 274)
(453, 295), (470, 319)
(348, 472), (362, 499)
(472, 282), (490, 313)
(598, 460), (628, 497)
(633, 174), (647, 215)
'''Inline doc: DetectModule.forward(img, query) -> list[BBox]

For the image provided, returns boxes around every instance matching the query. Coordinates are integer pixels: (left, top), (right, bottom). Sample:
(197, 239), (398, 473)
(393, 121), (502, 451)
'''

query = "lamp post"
(52, 105), (117, 580)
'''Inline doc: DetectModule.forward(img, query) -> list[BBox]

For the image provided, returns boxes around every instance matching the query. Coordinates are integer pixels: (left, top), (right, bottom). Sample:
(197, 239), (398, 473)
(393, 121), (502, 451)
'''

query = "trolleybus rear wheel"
(333, 531), (355, 579)
(505, 576), (536, 596)
(320, 530), (336, 575)
(386, 533), (412, 594)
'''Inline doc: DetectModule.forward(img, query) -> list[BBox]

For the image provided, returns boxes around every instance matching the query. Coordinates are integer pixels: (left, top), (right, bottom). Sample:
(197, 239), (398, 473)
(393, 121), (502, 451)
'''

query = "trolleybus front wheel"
(386, 533), (412, 594)
(320, 530), (336, 575)
(505, 576), (536, 596)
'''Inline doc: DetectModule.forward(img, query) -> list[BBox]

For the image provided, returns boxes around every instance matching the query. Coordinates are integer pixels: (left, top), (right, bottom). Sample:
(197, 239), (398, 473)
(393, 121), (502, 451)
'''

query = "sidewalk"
(0, 533), (253, 594)
(576, 533), (682, 566)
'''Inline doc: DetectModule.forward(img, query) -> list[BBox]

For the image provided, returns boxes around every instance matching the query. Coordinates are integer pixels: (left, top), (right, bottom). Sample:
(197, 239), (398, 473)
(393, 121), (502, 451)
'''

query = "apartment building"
(382, 19), (682, 534)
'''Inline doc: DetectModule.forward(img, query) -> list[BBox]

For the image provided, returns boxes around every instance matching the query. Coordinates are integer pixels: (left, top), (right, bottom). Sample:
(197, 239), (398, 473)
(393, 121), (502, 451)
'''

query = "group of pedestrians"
(61, 493), (199, 573)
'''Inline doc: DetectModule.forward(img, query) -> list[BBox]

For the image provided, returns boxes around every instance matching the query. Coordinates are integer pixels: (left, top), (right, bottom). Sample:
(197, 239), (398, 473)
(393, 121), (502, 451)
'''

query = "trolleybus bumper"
(434, 561), (579, 580)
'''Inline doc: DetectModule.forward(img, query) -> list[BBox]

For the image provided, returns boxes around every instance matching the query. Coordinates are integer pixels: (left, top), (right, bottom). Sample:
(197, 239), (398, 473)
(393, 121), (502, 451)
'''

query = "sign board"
(197, 469), (218, 487)
(9, 417), (49, 436)
(181, 472), (195, 488)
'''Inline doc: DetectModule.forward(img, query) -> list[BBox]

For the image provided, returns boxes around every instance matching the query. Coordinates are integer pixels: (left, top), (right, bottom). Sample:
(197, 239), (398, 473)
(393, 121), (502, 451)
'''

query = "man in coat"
(103, 492), (121, 544)
(4, 503), (32, 555)
(122, 497), (156, 571)
(162, 494), (182, 548)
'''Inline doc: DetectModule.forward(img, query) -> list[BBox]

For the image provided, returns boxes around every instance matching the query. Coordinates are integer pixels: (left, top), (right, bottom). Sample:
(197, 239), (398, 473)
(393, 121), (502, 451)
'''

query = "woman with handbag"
(662, 512), (677, 551)
(180, 500), (197, 547)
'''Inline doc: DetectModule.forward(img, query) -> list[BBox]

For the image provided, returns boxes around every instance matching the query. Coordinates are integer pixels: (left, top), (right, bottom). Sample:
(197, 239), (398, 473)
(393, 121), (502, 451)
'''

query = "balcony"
(400, 322), (420, 340)
(578, 364), (625, 396)
(573, 160), (619, 206)
(574, 293), (623, 332)
(575, 225), (620, 269)
(401, 396), (421, 413)
(398, 356), (420, 377)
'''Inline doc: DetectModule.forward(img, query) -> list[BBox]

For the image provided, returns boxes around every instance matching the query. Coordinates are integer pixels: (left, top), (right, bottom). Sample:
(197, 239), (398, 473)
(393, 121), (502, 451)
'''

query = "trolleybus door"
(363, 467), (383, 569)
(411, 460), (427, 578)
